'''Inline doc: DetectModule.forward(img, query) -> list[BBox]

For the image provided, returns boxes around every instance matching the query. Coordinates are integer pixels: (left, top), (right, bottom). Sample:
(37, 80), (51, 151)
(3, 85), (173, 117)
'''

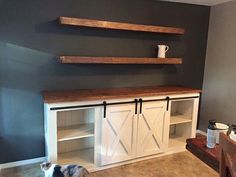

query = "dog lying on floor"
(40, 162), (89, 177)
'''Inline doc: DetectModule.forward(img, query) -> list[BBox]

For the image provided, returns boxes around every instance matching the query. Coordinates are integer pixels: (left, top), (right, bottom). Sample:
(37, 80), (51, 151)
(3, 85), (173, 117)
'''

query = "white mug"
(157, 45), (169, 58)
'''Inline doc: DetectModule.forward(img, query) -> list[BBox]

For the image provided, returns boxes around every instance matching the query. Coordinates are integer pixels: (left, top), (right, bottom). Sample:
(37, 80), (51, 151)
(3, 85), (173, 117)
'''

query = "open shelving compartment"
(56, 108), (95, 168)
(168, 99), (194, 149)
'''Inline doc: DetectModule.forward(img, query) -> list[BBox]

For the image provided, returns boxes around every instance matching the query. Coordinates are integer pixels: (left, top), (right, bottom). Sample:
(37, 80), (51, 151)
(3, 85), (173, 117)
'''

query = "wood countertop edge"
(42, 86), (201, 104)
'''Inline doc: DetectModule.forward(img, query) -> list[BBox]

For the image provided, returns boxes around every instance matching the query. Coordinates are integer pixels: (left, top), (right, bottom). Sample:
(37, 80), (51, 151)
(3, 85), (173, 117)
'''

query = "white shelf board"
(170, 114), (192, 125)
(58, 123), (94, 142)
(168, 135), (187, 149)
(57, 148), (94, 167)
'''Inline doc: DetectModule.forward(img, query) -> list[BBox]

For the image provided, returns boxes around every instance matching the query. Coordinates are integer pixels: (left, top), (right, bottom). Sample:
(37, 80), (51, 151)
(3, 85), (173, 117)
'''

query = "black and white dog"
(40, 162), (89, 177)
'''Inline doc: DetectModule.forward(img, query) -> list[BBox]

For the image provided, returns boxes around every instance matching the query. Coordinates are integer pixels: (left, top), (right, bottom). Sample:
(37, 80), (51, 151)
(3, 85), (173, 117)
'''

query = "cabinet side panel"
(46, 109), (57, 162)
(94, 107), (103, 166)
(44, 104), (49, 160)
(191, 98), (200, 138)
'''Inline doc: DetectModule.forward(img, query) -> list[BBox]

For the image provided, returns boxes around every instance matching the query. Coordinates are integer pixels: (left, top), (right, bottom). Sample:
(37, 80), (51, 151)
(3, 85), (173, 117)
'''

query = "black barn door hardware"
(103, 101), (107, 118)
(50, 100), (136, 110)
(134, 99), (138, 114)
(139, 98), (143, 114)
(166, 96), (170, 111)
(50, 96), (199, 111)
(50, 103), (103, 111)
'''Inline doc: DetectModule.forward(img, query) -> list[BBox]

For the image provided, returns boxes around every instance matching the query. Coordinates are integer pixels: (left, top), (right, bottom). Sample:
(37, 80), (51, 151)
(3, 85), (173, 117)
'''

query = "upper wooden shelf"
(58, 56), (182, 65)
(58, 16), (185, 35)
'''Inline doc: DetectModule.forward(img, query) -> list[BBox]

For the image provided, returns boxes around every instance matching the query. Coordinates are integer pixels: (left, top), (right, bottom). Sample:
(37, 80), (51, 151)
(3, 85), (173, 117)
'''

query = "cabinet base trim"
(91, 149), (186, 172)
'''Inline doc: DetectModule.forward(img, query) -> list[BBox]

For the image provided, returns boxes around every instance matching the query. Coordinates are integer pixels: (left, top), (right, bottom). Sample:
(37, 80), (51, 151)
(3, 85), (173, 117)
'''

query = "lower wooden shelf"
(57, 148), (94, 167)
(57, 123), (94, 142)
(58, 56), (182, 65)
(170, 114), (192, 125)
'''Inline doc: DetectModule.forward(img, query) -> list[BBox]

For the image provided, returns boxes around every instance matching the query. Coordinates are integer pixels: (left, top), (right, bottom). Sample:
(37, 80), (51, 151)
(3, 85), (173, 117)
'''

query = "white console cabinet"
(43, 88), (200, 172)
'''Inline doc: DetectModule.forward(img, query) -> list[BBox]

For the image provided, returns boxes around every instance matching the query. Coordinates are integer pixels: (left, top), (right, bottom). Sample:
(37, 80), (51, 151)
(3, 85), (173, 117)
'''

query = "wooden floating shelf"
(59, 16), (185, 35)
(58, 56), (182, 65)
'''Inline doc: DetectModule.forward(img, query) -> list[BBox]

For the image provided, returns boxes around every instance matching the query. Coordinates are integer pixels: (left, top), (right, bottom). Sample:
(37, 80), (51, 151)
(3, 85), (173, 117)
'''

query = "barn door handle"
(166, 97), (170, 111)
(134, 99), (138, 115)
(103, 101), (107, 118)
(139, 98), (143, 114)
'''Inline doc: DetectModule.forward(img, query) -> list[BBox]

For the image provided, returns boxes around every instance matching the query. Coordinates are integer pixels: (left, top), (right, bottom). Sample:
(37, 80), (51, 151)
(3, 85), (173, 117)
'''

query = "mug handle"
(165, 46), (169, 52)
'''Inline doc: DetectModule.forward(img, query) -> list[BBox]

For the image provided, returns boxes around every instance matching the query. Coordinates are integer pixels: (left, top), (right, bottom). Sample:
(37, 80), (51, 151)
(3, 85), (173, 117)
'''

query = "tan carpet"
(0, 151), (218, 177)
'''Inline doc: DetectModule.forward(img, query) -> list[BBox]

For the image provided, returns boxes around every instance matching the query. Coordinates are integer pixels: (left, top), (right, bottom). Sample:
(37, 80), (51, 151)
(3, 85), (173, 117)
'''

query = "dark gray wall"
(0, 0), (209, 163)
(199, 1), (236, 131)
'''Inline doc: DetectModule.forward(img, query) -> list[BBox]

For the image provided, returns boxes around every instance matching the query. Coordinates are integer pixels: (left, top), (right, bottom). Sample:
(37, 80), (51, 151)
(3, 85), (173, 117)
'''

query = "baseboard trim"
(0, 157), (46, 169)
(196, 129), (207, 136)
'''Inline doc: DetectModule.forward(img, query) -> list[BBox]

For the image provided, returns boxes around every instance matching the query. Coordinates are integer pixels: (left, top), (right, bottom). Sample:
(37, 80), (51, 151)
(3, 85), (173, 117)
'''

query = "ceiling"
(160, 0), (234, 6)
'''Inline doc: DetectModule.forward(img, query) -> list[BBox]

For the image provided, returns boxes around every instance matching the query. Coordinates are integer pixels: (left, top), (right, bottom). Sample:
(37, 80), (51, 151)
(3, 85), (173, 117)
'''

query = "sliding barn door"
(100, 103), (136, 166)
(136, 101), (167, 157)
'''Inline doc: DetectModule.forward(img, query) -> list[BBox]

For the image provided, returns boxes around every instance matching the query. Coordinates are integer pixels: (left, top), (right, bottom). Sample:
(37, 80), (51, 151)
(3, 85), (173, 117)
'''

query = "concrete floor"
(0, 151), (218, 177)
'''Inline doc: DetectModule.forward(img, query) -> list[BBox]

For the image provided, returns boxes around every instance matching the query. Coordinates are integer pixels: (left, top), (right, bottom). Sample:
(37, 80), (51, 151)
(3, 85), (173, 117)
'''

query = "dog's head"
(40, 162), (52, 172)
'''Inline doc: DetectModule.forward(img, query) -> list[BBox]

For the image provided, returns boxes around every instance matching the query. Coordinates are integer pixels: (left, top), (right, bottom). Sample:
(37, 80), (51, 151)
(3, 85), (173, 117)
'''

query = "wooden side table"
(186, 134), (220, 172)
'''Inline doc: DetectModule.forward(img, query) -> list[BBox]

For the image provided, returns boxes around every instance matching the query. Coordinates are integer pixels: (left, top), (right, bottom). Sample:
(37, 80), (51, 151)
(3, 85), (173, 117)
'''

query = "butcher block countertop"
(42, 86), (201, 103)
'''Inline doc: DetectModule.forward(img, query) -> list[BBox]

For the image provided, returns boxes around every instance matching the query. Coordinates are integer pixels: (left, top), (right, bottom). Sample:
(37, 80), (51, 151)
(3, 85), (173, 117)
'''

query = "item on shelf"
(215, 123), (229, 144)
(157, 45), (169, 58)
(207, 119), (217, 148)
